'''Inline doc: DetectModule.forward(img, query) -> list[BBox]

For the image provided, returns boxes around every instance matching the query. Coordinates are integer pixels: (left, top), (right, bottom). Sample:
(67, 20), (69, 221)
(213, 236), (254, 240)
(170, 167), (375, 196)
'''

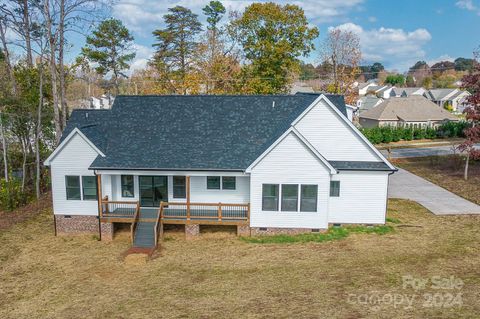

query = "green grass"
(241, 225), (394, 244)
(386, 217), (402, 224)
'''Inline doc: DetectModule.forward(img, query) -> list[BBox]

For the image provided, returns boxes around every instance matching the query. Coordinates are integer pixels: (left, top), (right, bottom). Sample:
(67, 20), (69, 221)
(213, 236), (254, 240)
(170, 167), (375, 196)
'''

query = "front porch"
(99, 198), (250, 226)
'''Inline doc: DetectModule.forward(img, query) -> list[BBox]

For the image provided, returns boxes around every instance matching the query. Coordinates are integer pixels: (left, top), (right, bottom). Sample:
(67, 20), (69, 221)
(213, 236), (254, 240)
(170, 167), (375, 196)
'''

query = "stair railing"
(154, 201), (165, 249)
(130, 201), (140, 245)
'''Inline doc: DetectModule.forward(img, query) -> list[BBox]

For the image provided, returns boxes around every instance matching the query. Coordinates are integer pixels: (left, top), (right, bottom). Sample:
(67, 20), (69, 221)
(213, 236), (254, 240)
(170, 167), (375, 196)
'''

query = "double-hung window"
(121, 175), (134, 197)
(65, 176), (81, 200)
(207, 176), (221, 189)
(222, 177), (236, 190)
(330, 181), (340, 197)
(262, 184), (279, 211)
(281, 184), (298, 211)
(82, 176), (98, 200)
(173, 176), (186, 198)
(300, 185), (318, 212)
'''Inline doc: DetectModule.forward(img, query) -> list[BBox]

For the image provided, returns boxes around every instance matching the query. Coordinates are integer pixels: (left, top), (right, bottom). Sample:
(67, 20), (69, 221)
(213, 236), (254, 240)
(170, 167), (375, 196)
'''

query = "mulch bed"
(0, 192), (52, 231)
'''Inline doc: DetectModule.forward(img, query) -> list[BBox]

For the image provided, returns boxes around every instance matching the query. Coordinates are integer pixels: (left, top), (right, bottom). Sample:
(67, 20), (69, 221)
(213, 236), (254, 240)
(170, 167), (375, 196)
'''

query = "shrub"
(0, 178), (28, 211)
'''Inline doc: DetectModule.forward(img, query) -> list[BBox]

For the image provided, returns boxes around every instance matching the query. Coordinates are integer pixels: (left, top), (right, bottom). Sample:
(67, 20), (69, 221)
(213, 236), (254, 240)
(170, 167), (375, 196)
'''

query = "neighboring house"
(358, 82), (378, 96)
(345, 104), (358, 122)
(425, 89), (471, 113)
(290, 82), (315, 94)
(375, 86), (396, 99)
(91, 94), (115, 109)
(45, 94), (396, 248)
(359, 96), (459, 128)
(393, 87), (426, 97)
(356, 96), (384, 113)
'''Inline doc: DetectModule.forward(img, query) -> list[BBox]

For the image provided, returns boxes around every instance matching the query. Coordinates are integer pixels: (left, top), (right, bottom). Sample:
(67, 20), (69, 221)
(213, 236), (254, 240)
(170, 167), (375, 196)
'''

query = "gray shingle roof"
(61, 94), (347, 171)
(359, 96), (459, 122)
(60, 109), (110, 153)
(329, 161), (394, 171)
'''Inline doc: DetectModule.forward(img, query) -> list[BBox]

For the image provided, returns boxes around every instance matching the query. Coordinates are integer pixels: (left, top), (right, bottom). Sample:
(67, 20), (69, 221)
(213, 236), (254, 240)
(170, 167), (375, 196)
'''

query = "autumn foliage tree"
(458, 50), (480, 180)
(320, 28), (361, 104)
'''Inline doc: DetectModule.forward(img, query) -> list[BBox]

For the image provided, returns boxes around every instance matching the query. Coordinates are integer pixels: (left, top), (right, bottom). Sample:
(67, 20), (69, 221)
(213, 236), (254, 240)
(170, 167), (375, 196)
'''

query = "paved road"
(388, 168), (480, 215)
(380, 143), (480, 159)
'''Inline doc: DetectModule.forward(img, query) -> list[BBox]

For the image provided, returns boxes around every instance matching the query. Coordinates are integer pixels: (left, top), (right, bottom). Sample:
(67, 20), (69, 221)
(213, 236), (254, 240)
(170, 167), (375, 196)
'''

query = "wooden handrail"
(164, 202), (249, 207)
(130, 201), (140, 244)
(160, 202), (249, 222)
(154, 201), (164, 248)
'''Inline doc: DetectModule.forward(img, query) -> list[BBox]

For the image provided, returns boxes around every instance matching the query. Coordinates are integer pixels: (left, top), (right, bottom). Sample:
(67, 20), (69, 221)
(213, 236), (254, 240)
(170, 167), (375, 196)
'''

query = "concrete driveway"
(388, 168), (480, 215)
(380, 143), (480, 159)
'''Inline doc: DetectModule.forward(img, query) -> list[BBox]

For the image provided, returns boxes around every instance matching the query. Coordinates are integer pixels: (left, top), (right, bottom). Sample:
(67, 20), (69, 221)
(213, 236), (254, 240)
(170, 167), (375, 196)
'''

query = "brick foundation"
(185, 224), (200, 239)
(250, 227), (327, 236)
(100, 222), (114, 241)
(237, 225), (251, 237)
(55, 215), (98, 234)
(55, 214), (113, 241)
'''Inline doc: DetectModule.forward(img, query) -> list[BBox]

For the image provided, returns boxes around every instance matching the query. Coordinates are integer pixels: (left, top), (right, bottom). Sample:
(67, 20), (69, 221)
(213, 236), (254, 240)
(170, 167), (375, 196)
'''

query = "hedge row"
(360, 121), (469, 144)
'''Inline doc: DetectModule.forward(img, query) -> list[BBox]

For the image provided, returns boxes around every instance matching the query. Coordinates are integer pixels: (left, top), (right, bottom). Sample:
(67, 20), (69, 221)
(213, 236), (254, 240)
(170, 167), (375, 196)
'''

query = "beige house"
(359, 96), (459, 128)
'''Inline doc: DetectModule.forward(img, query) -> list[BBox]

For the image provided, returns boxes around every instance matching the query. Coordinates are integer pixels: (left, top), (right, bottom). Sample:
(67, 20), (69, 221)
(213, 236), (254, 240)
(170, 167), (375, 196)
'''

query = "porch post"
(96, 174), (102, 241)
(186, 175), (191, 220)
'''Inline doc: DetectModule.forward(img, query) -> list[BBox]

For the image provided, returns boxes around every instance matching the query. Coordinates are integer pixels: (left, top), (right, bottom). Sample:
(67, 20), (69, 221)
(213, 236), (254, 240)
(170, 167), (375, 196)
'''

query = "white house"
(425, 89), (471, 113)
(45, 94), (396, 248)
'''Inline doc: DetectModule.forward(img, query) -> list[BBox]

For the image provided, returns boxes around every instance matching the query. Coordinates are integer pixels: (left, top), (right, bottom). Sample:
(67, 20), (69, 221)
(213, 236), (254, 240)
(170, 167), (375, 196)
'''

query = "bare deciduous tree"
(320, 28), (361, 104)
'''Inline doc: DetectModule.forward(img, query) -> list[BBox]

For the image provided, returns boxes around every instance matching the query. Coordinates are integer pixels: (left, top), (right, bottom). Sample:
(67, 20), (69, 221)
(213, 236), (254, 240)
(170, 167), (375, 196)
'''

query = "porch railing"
(100, 196), (140, 219)
(159, 202), (250, 221)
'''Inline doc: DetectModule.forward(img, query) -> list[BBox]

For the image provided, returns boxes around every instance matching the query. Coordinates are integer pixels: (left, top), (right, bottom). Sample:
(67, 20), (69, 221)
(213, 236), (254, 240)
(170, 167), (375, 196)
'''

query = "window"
(65, 176), (81, 200)
(222, 176), (236, 190)
(82, 176), (98, 200)
(207, 176), (220, 189)
(173, 176), (186, 198)
(121, 175), (134, 197)
(301, 185), (318, 212)
(330, 181), (340, 197)
(262, 184), (279, 211)
(281, 184), (298, 212)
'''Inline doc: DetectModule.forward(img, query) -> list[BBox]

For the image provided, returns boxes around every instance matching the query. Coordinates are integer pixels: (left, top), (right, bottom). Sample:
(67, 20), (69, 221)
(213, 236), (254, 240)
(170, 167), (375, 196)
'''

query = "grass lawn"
(1, 199), (480, 318)
(394, 155), (480, 205)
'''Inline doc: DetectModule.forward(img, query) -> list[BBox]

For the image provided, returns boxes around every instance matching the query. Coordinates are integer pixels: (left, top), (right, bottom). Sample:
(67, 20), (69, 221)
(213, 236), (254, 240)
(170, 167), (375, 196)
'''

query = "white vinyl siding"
(250, 132), (330, 229)
(295, 99), (380, 161)
(49, 132), (100, 216)
(328, 171), (390, 224)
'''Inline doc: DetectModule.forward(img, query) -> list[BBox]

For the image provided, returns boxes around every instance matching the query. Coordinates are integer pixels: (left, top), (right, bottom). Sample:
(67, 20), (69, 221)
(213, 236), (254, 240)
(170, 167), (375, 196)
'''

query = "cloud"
(129, 43), (155, 73)
(456, 0), (480, 15)
(113, 0), (364, 35)
(368, 16), (377, 22)
(329, 23), (432, 71)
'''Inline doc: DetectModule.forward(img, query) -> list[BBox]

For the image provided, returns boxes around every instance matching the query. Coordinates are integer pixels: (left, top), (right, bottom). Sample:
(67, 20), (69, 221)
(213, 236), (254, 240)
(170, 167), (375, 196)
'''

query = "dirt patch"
(0, 192), (52, 230)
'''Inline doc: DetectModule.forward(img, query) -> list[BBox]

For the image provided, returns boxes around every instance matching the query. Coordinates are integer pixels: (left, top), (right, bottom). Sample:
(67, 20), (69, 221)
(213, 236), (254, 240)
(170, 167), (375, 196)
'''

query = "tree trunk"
(21, 139), (27, 192)
(35, 62), (44, 199)
(22, 0), (33, 67)
(59, 0), (67, 129)
(44, 0), (62, 144)
(0, 20), (17, 95)
(464, 151), (470, 181)
(0, 112), (8, 182)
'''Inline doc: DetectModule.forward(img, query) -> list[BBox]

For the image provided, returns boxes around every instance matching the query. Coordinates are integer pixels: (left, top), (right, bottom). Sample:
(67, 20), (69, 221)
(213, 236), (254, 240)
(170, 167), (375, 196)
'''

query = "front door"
(139, 176), (168, 207)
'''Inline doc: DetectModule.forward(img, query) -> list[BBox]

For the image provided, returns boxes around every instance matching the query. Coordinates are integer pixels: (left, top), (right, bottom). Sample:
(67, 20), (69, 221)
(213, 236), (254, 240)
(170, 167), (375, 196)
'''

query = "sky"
(56, 0), (480, 72)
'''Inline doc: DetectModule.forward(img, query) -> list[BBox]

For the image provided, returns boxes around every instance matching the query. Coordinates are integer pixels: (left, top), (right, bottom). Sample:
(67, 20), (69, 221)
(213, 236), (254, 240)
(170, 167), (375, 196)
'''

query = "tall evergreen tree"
(152, 6), (202, 94)
(81, 18), (135, 95)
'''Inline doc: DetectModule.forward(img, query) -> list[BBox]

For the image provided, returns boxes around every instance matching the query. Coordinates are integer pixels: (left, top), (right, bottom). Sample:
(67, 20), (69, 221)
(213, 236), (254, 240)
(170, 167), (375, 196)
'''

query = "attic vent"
(272, 101), (275, 108)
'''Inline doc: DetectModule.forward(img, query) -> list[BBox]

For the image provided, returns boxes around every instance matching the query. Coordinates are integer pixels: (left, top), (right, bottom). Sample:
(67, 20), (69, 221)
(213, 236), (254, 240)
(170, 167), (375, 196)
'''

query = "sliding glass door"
(139, 176), (168, 207)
